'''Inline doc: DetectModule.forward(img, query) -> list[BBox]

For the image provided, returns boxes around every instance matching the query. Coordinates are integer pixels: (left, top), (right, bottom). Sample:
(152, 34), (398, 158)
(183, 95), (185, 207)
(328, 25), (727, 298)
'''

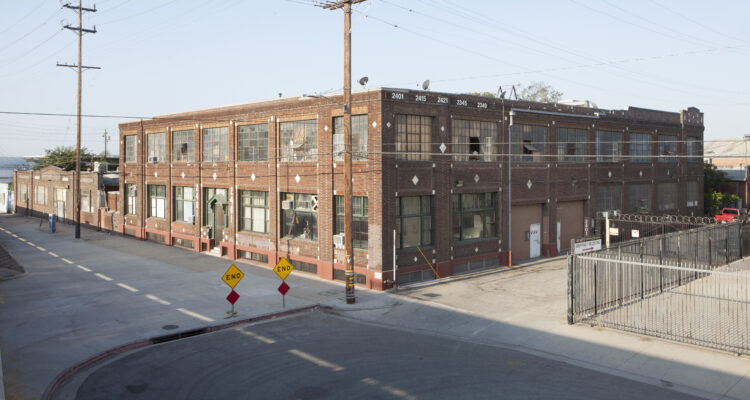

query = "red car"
(715, 208), (741, 223)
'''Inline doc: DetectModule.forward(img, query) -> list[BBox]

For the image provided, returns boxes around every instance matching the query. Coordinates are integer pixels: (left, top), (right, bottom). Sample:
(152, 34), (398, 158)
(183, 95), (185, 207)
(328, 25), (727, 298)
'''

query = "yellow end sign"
(274, 258), (294, 280)
(222, 264), (244, 289)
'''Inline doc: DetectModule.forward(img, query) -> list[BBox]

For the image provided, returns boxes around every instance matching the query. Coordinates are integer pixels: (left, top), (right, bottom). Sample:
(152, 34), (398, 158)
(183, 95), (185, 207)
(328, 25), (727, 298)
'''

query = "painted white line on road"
(94, 273), (113, 281)
(288, 349), (344, 372)
(36, 246), (46, 251)
(48, 251), (59, 257)
(177, 308), (215, 322)
(11, 234), (17, 238)
(62, 258), (74, 264)
(116, 283), (139, 293)
(237, 328), (276, 344)
(18, 238), (26, 242)
(361, 378), (417, 400)
(144, 294), (171, 305)
(26, 241), (35, 246)
(77, 265), (92, 272)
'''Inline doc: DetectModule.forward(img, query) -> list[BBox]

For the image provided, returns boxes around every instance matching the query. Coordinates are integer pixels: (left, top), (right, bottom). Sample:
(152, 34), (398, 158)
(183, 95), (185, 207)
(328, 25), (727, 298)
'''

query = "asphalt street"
(71, 310), (700, 400)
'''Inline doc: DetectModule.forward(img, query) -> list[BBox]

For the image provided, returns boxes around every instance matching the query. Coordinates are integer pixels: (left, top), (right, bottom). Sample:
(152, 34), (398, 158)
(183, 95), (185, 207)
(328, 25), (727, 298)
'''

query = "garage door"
(557, 201), (583, 251)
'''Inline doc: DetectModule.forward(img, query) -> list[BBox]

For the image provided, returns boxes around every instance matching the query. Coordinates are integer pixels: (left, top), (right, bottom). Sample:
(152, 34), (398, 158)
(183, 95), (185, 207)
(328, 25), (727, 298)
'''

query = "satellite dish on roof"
(422, 80), (430, 90)
(358, 76), (368, 86)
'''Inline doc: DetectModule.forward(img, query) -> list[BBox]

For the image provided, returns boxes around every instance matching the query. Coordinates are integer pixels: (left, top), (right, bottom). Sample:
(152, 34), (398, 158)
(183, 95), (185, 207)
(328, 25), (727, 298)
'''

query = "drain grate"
(421, 293), (441, 298)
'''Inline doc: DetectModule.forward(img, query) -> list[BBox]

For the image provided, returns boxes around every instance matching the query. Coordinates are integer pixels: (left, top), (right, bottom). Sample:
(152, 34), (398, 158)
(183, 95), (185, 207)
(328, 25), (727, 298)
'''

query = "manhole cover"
(294, 386), (329, 399)
(421, 293), (441, 298)
(162, 325), (179, 330)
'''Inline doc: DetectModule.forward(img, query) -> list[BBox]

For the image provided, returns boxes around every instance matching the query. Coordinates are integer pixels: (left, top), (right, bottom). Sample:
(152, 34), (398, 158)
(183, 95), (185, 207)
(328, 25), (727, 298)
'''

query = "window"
(126, 184), (137, 215)
(148, 185), (166, 218)
(452, 119), (496, 162)
(657, 135), (677, 163)
(452, 193), (497, 241)
(81, 190), (91, 213)
(174, 186), (194, 224)
(556, 128), (586, 162)
(35, 186), (47, 205)
(238, 250), (268, 263)
(238, 124), (268, 162)
(626, 184), (651, 213)
(125, 135), (137, 163)
(596, 131), (622, 162)
(240, 190), (268, 233)
(396, 196), (432, 248)
(147, 132), (166, 163)
(202, 127), (229, 162)
(687, 137), (701, 163)
(19, 184), (27, 202)
(281, 193), (318, 241)
(629, 133), (651, 163)
(334, 115), (368, 161)
(280, 120), (317, 162)
(657, 182), (678, 211)
(172, 130), (195, 163)
(687, 181), (700, 208)
(334, 196), (368, 249)
(396, 115), (432, 161)
(595, 185), (622, 213)
(511, 124), (546, 162)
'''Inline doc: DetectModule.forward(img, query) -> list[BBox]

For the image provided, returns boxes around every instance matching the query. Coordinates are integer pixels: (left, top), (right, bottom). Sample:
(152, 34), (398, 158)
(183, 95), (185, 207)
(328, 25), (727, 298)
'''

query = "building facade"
(115, 89), (704, 290)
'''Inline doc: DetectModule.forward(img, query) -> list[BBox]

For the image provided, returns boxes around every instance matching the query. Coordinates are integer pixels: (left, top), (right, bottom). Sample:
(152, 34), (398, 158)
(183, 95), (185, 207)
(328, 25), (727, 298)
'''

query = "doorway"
(529, 223), (541, 258)
(205, 188), (228, 246)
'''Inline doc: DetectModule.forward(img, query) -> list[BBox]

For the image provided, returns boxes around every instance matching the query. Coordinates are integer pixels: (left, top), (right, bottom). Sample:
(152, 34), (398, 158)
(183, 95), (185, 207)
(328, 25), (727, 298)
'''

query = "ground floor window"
(687, 181), (700, 208)
(452, 192), (497, 241)
(334, 196), (368, 249)
(281, 193), (318, 241)
(657, 182), (678, 211)
(396, 196), (432, 248)
(238, 250), (268, 263)
(595, 185), (622, 213)
(148, 184), (166, 218)
(240, 190), (268, 233)
(81, 190), (91, 213)
(174, 186), (194, 224)
(626, 184), (651, 213)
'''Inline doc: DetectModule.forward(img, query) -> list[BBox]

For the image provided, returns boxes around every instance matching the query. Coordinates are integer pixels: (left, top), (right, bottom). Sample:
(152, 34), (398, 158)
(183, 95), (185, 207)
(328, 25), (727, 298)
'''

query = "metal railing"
(568, 221), (749, 354)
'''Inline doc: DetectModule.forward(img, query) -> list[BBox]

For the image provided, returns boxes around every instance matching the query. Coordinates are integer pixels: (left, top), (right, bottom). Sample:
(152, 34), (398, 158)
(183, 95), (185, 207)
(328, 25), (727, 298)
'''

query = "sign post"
(274, 258), (294, 308)
(221, 264), (244, 318)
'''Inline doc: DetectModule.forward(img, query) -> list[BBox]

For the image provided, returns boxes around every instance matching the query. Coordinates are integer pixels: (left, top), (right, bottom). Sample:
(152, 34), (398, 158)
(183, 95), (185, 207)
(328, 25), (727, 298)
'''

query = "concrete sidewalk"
(2, 213), (750, 399)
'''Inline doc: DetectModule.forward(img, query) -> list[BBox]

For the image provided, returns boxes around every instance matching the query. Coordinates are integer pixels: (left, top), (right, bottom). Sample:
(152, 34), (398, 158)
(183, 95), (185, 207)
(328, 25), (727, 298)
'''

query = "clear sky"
(0, 0), (747, 157)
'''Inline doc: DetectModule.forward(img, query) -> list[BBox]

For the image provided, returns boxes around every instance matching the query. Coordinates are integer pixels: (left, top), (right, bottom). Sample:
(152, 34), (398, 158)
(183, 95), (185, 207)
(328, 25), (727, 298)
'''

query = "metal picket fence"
(568, 221), (750, 354)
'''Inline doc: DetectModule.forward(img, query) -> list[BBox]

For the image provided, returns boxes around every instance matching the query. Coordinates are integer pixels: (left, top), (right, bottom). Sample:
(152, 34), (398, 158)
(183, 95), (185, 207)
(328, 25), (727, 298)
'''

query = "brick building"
(13, 166), (120, 231)
(116, 88), (704, 290)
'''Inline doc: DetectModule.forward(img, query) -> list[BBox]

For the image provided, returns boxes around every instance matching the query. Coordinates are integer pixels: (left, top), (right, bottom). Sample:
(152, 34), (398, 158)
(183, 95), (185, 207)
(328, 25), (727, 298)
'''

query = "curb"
(41, 304), (319, 400)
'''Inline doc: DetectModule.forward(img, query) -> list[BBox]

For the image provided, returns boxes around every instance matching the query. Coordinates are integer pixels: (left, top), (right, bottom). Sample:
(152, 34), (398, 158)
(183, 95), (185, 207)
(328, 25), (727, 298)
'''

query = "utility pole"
(102, 129), (110, 160)
(319, 0), (366, 304)
(57, 0), (99, 239)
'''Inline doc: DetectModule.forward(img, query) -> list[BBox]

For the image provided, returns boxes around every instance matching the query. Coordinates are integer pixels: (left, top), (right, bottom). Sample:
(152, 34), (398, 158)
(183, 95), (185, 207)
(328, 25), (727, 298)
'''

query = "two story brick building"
(116, 88), (704, 290)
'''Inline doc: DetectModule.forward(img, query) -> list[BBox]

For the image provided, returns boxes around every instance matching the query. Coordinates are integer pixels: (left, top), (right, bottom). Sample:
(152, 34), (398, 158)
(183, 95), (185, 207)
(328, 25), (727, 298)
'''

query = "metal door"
(530, 223), (541, 258)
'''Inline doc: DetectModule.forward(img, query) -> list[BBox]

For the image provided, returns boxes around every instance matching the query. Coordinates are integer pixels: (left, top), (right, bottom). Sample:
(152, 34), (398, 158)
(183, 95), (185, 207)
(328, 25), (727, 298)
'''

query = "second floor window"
(148, 185), (166, 218)
(658, 135), (678, 163)
(334, 195), (368, 249)
(172, 130), (195, 163)
(596, 131), (622, 162)
(453, 119), (496, 162)
(687, 137), (701, 162)
(125, 135), (137, 163)
(511, 124), (546, 162)
(280, 120), (317, 162)
(203, 127), (229, 162)
(147, 132), (165, 163)
(333, 115), (368, 161)
(238, 124), (268, 161)
(396, 114), (432, 161)
(556, 128), (586, 162)
(629, 133), (651, 163)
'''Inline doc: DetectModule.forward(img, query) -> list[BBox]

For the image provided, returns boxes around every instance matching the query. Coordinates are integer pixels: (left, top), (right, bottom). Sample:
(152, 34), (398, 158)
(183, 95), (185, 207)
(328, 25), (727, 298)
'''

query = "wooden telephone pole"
(319, 0), (366, 304)
(57, 1), (99, 239)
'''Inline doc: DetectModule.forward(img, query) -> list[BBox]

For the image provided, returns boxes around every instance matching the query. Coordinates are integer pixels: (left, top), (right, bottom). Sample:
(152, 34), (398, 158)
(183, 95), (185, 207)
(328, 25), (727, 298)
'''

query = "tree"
(704, 162), (739, 215)
(518, 81), (563, 103)
(469, 91), (496, 98)
(32, 146), (95, 171)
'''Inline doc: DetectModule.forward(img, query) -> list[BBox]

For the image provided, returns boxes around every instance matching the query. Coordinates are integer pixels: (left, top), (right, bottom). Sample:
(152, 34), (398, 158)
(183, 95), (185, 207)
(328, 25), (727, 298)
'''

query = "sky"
(0, 0), (747, 157)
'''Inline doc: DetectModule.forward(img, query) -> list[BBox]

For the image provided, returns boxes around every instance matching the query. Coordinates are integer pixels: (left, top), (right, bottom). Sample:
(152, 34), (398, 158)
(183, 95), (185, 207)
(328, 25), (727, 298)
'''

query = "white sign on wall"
(574, 239), (602, 255)
(631, 229), (640, 238)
